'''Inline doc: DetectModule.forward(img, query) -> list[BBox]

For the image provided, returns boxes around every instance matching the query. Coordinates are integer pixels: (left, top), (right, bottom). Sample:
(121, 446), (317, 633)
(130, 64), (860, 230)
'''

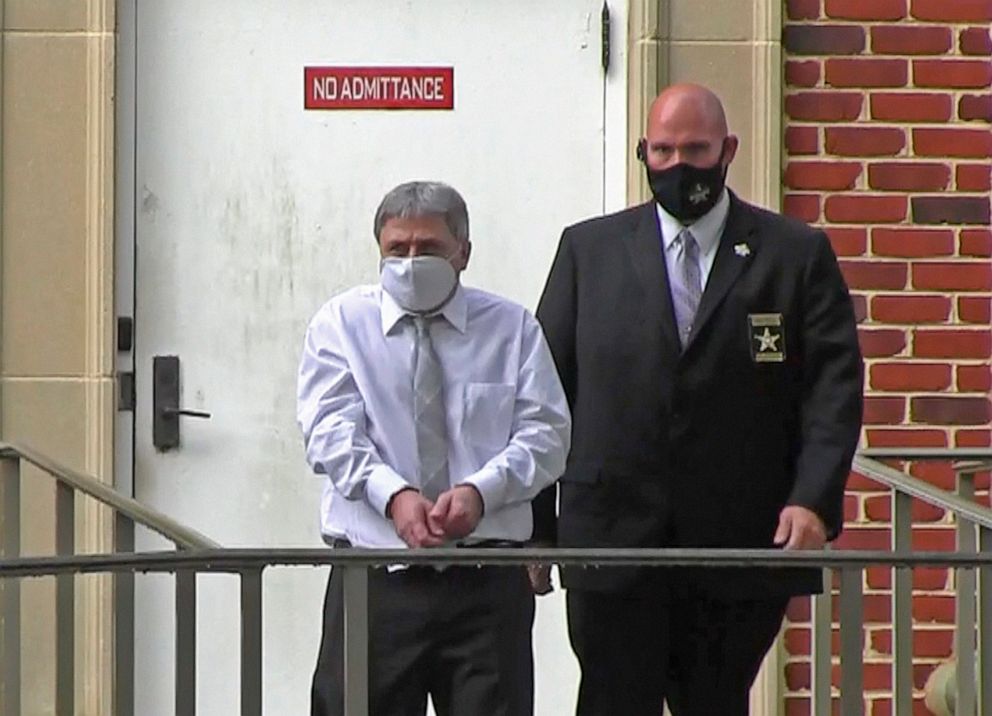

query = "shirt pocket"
(461, 382), (516, 453)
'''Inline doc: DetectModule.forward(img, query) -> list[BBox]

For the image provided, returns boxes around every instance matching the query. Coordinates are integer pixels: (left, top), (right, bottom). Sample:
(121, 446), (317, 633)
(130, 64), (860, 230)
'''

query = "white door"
(125, 1), (627, 713)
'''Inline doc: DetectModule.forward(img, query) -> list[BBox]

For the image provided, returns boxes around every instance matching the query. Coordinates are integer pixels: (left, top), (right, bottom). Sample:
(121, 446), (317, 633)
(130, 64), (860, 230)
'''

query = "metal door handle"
(153, 355), (210, 450)
(162, 407), (212, 419)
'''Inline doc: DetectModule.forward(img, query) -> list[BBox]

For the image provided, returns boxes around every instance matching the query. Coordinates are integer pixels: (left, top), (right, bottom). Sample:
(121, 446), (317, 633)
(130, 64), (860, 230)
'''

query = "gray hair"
(373, 181), (470, 244)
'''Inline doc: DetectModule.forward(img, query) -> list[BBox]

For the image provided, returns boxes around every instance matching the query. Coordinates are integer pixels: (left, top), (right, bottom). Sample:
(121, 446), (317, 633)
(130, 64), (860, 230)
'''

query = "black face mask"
(639, 140), (728, 223)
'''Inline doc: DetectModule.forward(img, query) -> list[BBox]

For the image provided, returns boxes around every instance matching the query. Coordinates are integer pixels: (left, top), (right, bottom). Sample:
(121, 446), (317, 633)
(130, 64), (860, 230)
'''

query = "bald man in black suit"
(534, 84), (863, 715)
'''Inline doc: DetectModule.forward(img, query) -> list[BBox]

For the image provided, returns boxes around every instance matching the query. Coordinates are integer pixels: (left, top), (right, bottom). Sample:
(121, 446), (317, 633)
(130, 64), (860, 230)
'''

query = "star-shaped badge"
(734, 243), (751, 257)
(757, 327), (780, 352)
(689, 184), (710, 205)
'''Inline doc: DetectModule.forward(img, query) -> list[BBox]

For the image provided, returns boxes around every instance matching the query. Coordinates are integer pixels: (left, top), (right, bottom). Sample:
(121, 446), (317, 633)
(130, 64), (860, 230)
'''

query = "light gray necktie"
(412, 316), (449, 501)
(671, 228), (703, 348)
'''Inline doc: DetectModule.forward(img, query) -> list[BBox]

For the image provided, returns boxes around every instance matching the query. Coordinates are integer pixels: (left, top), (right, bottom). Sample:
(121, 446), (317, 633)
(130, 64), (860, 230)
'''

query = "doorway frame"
(111, 0), (783, 711)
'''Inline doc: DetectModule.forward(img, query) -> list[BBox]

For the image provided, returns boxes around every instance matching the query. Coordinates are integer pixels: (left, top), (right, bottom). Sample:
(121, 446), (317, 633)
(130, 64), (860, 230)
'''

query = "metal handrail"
(859, 447), (992, 462)
(0, 442), (218, 549)
(854, 448), (992, 716)
(1, 445), (990, 716)
(0, 442), (985, 557)
(0, 547), (990, 716)
(854, 454), (992, 530)
(2, 546), (992, 577)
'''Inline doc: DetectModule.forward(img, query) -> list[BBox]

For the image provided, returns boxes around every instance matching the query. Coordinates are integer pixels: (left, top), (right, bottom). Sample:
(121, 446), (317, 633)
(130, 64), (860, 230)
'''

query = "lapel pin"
(734, 243), (751, 257)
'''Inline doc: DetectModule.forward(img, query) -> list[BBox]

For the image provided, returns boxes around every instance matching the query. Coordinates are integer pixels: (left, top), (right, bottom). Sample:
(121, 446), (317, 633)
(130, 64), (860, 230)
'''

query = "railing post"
(114, 512), (135, 716)
(812, 566), (832, 716)
(1, 455), (21, 716)
(892, 490), (913, 716)
(342, 563), (369, 716)
(56, 482), (75, 716)
(980, 525), (991, 714)
(176, 568), (197, 716)
(241, 568), (263, 716)
(839, 567), (865, 716)
(956, 466), (977, 716)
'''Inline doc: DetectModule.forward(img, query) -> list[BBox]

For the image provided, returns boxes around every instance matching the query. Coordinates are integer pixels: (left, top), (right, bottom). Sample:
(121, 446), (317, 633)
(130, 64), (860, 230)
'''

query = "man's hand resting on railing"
(774, 505), (827, 550)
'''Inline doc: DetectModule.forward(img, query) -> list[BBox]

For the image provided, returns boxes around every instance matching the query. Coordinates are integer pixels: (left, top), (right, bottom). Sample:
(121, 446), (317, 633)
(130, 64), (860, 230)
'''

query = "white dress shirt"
(297, 283), (571, 548)
(656, 187), (731, 290)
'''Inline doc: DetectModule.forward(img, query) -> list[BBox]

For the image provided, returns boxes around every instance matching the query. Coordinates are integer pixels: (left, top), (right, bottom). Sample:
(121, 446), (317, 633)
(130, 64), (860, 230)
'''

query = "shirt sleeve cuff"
(460, 465), (507, 515)
(365, 464), (411, 518)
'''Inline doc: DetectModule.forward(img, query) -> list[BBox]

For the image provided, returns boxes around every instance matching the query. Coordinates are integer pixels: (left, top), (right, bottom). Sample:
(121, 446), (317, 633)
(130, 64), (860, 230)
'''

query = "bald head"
(641, 83), (738, 172)
(649, 84), (728, 136)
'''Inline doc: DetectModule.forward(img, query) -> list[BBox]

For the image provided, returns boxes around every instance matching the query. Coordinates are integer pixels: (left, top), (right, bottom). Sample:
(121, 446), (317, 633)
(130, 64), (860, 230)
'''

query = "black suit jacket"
(534, 193), (863, 596)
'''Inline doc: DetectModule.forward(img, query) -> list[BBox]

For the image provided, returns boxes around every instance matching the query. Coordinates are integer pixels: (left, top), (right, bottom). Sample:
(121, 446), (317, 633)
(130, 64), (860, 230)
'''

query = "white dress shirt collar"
(656, 187), (731, 257)
(379, 282), (469, 335)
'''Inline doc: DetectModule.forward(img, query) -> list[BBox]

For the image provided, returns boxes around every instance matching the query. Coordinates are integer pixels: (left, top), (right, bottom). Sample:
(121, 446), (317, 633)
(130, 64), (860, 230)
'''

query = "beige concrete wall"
(0, 0), (115, 713)
(627, 2), (784, 715)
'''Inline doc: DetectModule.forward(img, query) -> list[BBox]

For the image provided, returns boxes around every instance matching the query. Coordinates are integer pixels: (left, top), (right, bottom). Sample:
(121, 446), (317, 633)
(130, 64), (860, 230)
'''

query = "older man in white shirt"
(298, 180), (570, 716)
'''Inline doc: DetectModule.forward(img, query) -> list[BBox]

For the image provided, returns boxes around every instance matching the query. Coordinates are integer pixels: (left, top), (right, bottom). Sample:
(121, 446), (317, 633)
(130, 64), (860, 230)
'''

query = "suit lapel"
(624, 203), (681, 356)
(686, 193), (760, 350)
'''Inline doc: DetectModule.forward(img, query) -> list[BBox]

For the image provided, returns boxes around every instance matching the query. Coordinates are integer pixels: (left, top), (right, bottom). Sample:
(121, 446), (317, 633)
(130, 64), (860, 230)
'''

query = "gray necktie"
(671, 229), (703, 348)
(412, 316), (449, 501)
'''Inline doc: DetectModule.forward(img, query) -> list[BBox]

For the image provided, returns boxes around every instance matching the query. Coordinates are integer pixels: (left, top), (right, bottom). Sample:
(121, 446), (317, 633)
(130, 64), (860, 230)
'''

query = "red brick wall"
(782, 1), (991, 713)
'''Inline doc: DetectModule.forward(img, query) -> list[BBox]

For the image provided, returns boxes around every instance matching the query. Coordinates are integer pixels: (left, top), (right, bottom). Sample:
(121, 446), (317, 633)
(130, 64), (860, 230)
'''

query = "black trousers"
(311, 563), (535, 716)
(566, 574), (788, 716)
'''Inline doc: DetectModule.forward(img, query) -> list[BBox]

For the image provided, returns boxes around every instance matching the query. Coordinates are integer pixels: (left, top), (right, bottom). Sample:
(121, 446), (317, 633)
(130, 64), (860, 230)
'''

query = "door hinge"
(118, 371), (135, 412)
(118, 316), (134, 352)
(601, 2), (611, 74)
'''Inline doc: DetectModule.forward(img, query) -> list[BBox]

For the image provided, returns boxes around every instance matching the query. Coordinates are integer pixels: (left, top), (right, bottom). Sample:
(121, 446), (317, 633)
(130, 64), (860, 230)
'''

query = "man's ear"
(722, 134), (740, 168)
(457, 241), (472, 271)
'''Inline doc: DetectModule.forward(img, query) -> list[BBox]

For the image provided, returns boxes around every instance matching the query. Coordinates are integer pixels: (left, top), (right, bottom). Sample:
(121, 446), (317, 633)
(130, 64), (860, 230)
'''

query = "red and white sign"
(304, 66), (454, 110)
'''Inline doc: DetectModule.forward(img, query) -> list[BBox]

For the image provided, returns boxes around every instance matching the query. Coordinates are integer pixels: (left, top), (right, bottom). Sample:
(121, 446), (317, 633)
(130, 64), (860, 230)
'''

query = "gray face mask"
(380, 255), (458, 314)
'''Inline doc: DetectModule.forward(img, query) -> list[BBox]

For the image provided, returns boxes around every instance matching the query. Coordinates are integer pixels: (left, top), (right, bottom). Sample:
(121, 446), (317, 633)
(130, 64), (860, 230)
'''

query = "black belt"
(328, 538), (522, 549)
(460, 539), (524, 549)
